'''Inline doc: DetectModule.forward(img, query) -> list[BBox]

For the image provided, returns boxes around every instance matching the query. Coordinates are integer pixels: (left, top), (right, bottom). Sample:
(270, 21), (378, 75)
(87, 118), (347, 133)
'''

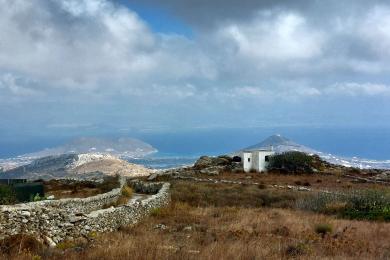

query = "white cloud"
(0, 0), (212, 91)
(359, 6), (390, 57)
(1, 0), (390, 132)
(216, 11), (325, 61)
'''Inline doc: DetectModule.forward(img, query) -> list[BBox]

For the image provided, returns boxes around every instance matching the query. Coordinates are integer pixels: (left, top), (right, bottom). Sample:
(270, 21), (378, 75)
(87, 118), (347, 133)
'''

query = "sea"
(1, 126), (390, 169)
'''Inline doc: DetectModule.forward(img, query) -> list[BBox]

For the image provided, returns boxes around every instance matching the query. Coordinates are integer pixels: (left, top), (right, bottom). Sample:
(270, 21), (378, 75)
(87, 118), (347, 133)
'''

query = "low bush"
(0, 185), (17, 205)
(56, 241), (76, 250)
(314, 223), (332, 235)
(30, 193), (46, 202)
(342, 190), (390, 221)
(267, 151), (317, 174)
(121, 185), (133, 198)
(285, 242), (307, 257)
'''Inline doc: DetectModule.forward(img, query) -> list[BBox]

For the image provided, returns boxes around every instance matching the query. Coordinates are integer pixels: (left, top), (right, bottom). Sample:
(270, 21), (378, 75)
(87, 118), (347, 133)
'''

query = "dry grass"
(102, 186), (134, 209)
(170, 180), (304, 208)
(121, 185), (133, 198)
(5, 203), (390, 259)
(3, 179), (390, 259)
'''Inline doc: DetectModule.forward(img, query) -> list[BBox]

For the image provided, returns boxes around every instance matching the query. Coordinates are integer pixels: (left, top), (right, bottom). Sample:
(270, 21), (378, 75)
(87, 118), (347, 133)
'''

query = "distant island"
(0, 137), (157, 172)
(24, 137), (157, 158)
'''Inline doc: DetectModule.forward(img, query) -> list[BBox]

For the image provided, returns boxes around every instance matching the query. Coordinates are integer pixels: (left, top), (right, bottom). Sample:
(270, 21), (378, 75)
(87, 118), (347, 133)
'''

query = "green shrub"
(267, 151), (316, 174)
(314, 223), (332, 235)
(0, 185), (17, 205)
(30, 193), (46, 202)
(341, 190), (390, 221)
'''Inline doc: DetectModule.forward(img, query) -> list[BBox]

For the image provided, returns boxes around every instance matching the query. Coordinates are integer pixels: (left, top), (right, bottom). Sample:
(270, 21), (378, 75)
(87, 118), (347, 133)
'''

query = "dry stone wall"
(0, 180), (170, 245)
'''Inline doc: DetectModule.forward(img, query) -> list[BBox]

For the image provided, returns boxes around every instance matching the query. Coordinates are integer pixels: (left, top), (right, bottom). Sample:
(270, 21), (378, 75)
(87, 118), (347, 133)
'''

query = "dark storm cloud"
(125, 0), (389, 28)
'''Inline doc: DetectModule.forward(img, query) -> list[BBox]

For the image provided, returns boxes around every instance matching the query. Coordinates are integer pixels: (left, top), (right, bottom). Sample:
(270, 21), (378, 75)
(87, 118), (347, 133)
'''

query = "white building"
(242, 149), (275, 173)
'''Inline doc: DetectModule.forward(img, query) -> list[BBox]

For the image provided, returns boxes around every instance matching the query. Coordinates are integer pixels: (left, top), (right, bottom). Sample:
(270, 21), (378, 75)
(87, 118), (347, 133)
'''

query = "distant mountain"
(25, 137), (157, 158)
(239, 134), (390, 170)
(0, 153), (153, 180)
(243, 134), (317, 154)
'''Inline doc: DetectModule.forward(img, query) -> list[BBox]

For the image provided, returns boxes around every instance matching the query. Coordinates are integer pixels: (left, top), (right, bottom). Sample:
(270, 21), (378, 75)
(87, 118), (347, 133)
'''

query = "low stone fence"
(0, 181), (170, 245)
(84, 182), (170, 234)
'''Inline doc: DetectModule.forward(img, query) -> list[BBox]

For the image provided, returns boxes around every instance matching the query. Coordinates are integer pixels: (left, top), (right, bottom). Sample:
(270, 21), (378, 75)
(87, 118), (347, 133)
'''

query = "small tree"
(267, 151), (315, 174)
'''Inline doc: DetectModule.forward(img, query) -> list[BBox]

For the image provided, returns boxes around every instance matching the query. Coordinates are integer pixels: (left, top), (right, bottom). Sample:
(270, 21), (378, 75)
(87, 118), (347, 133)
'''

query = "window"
(265, 156), (269, 162)
(248, 158), (251, 162)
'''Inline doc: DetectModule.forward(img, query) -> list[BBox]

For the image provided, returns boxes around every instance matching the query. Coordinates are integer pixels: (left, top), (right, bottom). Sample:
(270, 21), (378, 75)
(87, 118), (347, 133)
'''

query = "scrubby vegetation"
(267, 151), (319, 173)
(121, 185), (133, 198)
(3, 179), (390, 260)
(171, 181), (302, 208)
(0, 184), (17, 205)
(103, 185), (134, 208)
(116, 185), (134, 206)
(298, 189), (390, 221)
(2, 172), (390, 259)
(314, 223), (333, 235)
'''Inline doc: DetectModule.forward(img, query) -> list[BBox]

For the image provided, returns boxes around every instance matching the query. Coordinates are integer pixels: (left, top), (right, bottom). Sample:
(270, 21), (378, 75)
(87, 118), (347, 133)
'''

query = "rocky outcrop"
(194, 155), (232, 169)
(0, 180), (170, 245)
(193, 155), (242, 175)
(157, 155), (243, 177)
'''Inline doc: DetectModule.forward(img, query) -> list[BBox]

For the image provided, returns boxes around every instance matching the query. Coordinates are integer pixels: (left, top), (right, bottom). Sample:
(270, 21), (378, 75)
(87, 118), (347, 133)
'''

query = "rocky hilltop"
(242, 134), (316, 154)
(0, 153), (153, 180)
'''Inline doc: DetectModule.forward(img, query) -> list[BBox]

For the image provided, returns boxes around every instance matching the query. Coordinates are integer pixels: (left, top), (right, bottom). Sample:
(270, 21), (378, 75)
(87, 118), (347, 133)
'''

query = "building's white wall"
(242, 152), (253, 173)
(242, 150), (275, 173)
(255, 151), (275, 172)
(252, 151), (260, 171)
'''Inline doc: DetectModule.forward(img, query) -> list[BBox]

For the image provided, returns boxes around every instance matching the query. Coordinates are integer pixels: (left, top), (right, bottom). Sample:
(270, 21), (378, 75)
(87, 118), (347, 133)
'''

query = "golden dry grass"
(3, 180), (390, 259)
(5, 202), (390, 259)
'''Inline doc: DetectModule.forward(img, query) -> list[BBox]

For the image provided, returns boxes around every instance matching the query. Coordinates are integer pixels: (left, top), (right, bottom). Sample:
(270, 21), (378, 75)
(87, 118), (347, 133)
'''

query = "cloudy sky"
(1, 0), (390, 139)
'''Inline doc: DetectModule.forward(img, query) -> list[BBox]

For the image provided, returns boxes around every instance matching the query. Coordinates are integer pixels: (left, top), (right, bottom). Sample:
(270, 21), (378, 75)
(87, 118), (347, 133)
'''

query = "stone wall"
(0, 181), (170, 245)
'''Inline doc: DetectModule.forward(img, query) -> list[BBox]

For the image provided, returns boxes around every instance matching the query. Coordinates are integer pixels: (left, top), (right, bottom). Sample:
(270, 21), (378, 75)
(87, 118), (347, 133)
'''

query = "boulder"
(374, 171), (390, 181)
(147, 173), (159, 181)
(199, 166), (224, 176)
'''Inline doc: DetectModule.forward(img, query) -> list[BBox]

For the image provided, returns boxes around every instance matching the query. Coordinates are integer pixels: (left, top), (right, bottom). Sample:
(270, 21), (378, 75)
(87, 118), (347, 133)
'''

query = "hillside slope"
(0, 153), (153, 180)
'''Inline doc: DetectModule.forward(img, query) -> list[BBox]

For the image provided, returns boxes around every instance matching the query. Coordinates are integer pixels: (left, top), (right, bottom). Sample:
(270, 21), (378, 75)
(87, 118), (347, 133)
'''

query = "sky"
(1, 0), (390, 142)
